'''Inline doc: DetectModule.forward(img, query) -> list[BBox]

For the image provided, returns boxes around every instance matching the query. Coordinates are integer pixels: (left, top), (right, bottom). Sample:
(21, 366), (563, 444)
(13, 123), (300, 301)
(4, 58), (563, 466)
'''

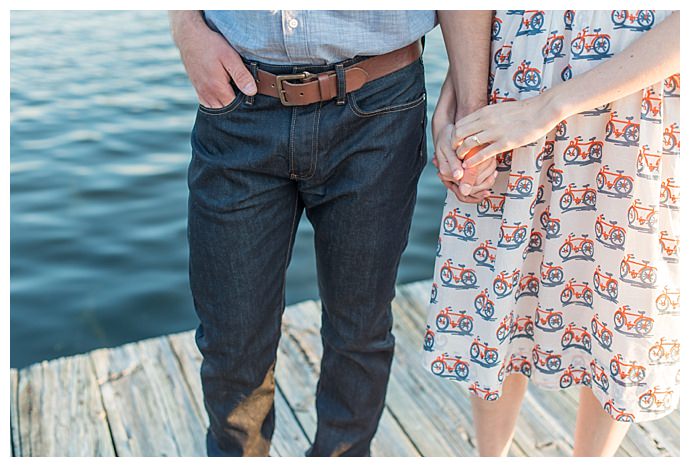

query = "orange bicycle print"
(506, 354), (532, 377)
(540, 260), (564, 287)
(605, 111), (640, 146)
(560, 364), (592, 389)
(547, 163), (564, 191)
(516, 273), (539, 299)
(604, 399), (635, 422)
(470, 337), (500, 367)
(423, 325), (435, 351)
(435, 306), (474, 335)
(443, 208), (477, 240)
(590, 358), (610, 392)
(561, 322), (592, 352)
(619, 253), (657, 287)
(593, 265), (619, 302)
(659, 230), (680, 261)
(473, 240), (497, 269)
(477, 193), (506, 218)
(540, 205), (562, 239)
(610, 353), (646, 386)
(611, 10), (655, 30)
(640, 88), (662, 122)
(498, 219), (528, 249)
(560, 278), (594, 308)
(597, 164), (634, 196)
(595, 214), (626, 249)
(512, 9), (545, 36)
(431, 352), (470, 381)
(473, 288), (496, 321)
(493, 268), (520, 298)
(613, 305), (654, 337)
(639, 387), (674, 412)
(591, 313), (614, 350)
(510, 316), (534, 340)
(512, 60), (542, 92)
(440, 258), (478, 289)
(542, 30), (565, 62)
(571, 26), (611, 60)
(532, 344), (563, 374)
(559, 183), (597, 212)
(526, 229), (543, 254)
(648, 337), (680, 364)
(659, 177), (680, 209)
(655, 286), (680, 315)
(534, 305), (564, 332)
(563, 136), (603, 165)
(505, 170), (534, 198)
(496, 313), (513, 343)
(558, 233), (594, 261)
(664, 73), (680, 97)
(493, 42), (513, 69)
(662, 122), (680, 154)
(627, 199), (657, 232)
(469, 381), (500, 401)
(636, 145), (662, 179)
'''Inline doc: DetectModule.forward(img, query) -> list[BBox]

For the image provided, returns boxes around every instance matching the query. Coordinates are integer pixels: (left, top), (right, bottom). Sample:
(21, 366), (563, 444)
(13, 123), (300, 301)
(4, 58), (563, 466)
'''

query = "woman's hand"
(452, 94), (563, 169)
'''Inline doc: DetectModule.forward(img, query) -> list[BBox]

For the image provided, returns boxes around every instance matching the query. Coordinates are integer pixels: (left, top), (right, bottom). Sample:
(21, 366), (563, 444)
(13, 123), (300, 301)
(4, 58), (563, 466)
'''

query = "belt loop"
(246, 61), (258, 105)
(335, 63), (346, 105)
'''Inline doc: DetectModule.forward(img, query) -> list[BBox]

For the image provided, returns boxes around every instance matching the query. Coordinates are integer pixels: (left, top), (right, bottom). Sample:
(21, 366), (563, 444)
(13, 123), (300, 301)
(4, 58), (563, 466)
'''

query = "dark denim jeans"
(188, 52), (427, 457)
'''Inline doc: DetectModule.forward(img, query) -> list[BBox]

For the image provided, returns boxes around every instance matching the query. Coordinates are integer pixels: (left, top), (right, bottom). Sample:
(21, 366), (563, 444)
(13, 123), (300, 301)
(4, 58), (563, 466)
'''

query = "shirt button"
(288, 18), (299, 28)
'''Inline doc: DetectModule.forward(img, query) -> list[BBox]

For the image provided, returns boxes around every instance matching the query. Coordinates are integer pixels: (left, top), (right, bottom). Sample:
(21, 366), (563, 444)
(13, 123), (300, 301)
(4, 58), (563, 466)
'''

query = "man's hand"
(169, 11), (257, 109)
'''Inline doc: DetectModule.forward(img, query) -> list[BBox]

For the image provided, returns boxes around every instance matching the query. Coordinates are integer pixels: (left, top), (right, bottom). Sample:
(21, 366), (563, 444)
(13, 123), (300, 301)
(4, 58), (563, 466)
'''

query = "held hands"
(453, 95), (562, 170)
(434, 80), (563, 202)
(431, 76), (498, 204)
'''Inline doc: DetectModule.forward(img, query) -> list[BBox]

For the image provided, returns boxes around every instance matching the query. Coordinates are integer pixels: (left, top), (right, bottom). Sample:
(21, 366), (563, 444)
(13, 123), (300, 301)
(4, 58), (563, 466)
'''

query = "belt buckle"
(275, 71), (312, 106)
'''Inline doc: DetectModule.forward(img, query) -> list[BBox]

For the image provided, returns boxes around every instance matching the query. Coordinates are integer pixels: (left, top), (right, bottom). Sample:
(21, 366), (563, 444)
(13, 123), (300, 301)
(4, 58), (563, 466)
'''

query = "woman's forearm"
(439, 10), (493, 118)
(544, 11), (679, 121)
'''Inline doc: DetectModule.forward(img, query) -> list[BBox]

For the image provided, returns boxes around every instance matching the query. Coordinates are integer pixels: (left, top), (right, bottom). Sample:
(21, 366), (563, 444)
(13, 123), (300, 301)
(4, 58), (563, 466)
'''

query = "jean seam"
(303, 101), (322, 180)
(281, 195), (300, 303)
(289, 107), (297, 178)
(347, 91), (426, 118)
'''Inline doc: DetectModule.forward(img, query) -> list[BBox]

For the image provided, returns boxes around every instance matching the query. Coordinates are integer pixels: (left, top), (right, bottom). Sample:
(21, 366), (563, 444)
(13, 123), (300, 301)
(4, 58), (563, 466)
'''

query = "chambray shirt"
(203, 10), (437, 65)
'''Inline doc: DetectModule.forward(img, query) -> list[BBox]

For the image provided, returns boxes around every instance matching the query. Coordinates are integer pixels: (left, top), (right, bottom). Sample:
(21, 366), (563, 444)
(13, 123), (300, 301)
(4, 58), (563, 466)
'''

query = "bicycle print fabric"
(422, 10), (680, 422)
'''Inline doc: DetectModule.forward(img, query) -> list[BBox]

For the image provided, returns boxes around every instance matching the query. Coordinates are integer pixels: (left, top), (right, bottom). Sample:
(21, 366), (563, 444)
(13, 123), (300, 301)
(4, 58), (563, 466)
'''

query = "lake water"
(10, 11), (449, 369)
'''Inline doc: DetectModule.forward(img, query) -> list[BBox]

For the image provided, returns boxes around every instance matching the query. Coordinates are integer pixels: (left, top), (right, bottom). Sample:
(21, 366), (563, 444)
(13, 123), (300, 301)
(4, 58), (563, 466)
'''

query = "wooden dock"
(10, 280), (680, 457)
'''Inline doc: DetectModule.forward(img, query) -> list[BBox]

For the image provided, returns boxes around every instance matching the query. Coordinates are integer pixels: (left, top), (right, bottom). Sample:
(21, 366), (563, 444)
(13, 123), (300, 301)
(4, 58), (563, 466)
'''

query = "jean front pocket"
(347, 58), (426, 118)
(197, 81), (246, 116)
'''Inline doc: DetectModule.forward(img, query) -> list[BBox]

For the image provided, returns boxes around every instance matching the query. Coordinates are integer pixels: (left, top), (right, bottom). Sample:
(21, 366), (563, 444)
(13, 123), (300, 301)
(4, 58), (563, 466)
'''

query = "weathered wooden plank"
(281, 301), (421, 456)
(10, 368), (21, 457)
(91, 337), (206, 456)
(388, 297), (479, 456)
(16, 355), (114, 456)
(167, 331), (207, 426)
(167, 329), (310, 457)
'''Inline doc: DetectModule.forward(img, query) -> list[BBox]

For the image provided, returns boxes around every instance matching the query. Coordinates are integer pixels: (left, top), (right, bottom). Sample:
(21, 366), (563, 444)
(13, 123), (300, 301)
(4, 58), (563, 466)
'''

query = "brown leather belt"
(254, 40), (422, 106)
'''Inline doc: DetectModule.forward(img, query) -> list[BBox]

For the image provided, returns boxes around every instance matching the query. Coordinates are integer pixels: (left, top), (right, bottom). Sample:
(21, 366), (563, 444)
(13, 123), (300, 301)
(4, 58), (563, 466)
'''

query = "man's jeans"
(188, 53), (427, 456)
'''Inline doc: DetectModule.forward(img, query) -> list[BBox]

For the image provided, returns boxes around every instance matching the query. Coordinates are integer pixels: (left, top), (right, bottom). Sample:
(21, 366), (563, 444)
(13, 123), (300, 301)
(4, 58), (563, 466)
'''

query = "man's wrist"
(454, 97), (486, 121)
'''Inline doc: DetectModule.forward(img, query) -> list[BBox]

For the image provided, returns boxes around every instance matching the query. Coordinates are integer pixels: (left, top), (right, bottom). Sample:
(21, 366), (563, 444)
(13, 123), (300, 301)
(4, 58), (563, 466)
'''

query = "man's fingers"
(222, 51), (257, 95)
(435, 148), (454, 180)
(475, 159), (498, 184)
(468, 171), (498, 194)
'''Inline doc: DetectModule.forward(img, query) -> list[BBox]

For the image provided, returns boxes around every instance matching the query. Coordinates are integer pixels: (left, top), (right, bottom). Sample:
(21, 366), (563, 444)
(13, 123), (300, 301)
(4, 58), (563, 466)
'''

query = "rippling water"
(10, 11), (449, 368)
